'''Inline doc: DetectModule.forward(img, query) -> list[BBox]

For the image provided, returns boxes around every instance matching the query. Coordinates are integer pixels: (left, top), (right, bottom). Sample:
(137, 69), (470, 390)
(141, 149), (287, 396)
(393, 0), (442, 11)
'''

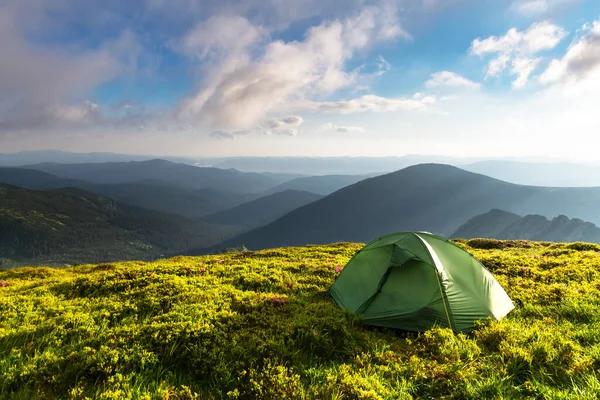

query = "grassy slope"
(2, 240), (600, 399)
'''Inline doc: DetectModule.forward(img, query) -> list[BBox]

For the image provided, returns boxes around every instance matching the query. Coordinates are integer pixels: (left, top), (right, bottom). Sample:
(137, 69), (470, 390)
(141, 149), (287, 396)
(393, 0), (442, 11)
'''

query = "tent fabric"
(329, 231), (514, 332)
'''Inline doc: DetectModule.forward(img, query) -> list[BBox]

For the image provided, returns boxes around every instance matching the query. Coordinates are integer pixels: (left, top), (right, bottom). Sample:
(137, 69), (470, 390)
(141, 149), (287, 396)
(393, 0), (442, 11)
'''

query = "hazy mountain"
(202, 155), (480, 175)
(0, 150), (199, 166)
(200, 155), (575, 175)
(26, 159), (280, 193)
(0, 167), (259, 218)
(204, 164), (600, 252)
(0, 184), (240, 265)
(449, 209), (522, 239)
(266, 174), (377, 195)
(202, 190), (323, 230)
(464, 161), (600, 187)
(451, 209), (600, 243)
(0, 167), (85, 189)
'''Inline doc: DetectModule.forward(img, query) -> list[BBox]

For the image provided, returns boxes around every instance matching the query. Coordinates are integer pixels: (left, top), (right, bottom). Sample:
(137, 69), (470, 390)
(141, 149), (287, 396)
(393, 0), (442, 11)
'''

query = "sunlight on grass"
(1, 240), (600, 398)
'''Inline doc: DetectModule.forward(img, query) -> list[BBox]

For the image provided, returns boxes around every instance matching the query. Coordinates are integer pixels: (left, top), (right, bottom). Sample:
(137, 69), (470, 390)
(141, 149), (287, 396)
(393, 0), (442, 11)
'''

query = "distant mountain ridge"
(0, 167), (260, 218)
(202, 190), (323, 230)
(266, 174), (376, 195)
(26, 159), (281, 193)
(451, 209), (600, 243)
(0, 150), (199, 166)
(463, 161), (600, 187)
(203, 164), (600, 253)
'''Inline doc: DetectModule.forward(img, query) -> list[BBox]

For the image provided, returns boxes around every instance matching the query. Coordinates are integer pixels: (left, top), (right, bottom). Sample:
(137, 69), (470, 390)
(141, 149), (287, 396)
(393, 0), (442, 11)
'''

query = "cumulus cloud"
(176, 4), (409, 130)
(424, 71), (481, 89)
(511, 58), (541, 87)
(267, 116), (304, 129)
(320, 122), (366, 133)
(471, 21), (566, 57)
(539, 20), (600, 85)
(0, 1), (143, 134)
(470, 21), (567, 86)
(264, 116), (304, 135)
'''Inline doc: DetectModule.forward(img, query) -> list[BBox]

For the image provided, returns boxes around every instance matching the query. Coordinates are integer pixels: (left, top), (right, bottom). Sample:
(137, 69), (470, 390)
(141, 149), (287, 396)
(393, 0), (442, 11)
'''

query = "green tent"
(329, 231), (514, 332)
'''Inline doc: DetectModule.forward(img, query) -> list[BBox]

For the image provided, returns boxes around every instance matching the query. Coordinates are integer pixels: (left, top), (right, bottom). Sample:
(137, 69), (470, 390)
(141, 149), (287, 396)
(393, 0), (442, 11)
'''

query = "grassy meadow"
(2, 239), (600, 399)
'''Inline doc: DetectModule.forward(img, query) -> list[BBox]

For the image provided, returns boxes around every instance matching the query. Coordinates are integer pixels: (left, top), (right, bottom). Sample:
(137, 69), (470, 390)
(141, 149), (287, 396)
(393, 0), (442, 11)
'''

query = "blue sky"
(1, 0), (599, 160)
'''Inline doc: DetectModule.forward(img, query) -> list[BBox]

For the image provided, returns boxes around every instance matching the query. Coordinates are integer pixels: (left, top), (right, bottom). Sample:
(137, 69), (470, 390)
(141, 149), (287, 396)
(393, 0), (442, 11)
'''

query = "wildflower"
(147, 272), (152, 276)
(270, 296), (286, 305)
(335, 265), (343, 274)
(521, 267), (527, 272)
(0, 281), (9, 287)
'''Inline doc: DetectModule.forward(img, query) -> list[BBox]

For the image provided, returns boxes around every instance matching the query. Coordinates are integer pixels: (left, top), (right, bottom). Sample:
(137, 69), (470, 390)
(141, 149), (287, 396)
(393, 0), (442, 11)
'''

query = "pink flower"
(0, 281), (9, 287)
(147, 272), (152, 276)
(335, 265), (343, 274)
(270, 296), (286, 305)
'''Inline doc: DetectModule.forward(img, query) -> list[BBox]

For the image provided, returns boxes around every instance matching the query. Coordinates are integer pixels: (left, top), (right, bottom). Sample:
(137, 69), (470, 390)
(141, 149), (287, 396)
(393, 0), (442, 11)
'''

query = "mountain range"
(0, 167), (260, 218)
(451, 209), (600, 243)
(206, 164), (600, 252)
(265, 174), (376, 195)
(3, 160), (600, 265)
(26, 159), (281, 193)
(3, 151), (600, 187)
(0, 150), (199, 166)
(202, 190), (322, 230)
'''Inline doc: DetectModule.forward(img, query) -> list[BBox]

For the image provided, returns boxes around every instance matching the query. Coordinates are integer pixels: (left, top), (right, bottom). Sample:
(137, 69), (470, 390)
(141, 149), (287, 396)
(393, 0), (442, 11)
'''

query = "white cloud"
(264, 116), (304, 135)
(539, 20), (600, 85)
(176, 5), (408, 130)
(412, 92), (437, 104)
(302, 94), (429, 113)
(470, 21), (566, 57)
(320, 122), (366, 133)
(267, 116), (304, 129)
(512, 0), (579, 16)
(424, 71), (481, 89)
(209, 130), (251, 139)
(0, 100), (102, 131)
(471, 28), (523, 56)
(376, 56), (392, 76)
(470, 21), (567, 85)
(516, 0), (549, 15)
(270, 128), (298, 136)
(0, 2), (143, 133)
(179, 15), (266, 60)
(486, 54), (511, 77)
(511, 57), (541, 87)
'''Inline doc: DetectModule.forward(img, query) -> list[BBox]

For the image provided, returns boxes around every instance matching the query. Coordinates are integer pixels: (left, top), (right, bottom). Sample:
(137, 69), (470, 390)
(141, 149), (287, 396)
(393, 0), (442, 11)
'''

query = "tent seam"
(414, 233), (456, 332)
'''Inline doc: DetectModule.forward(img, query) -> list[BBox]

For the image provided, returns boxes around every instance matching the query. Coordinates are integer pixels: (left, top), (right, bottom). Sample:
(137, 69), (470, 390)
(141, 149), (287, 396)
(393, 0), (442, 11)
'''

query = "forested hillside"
(0, 184), (238, 267)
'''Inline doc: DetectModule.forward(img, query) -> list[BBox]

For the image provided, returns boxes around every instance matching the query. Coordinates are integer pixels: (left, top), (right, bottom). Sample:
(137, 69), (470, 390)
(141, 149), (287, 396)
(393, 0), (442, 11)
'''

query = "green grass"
(2, 239), (600, 399)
